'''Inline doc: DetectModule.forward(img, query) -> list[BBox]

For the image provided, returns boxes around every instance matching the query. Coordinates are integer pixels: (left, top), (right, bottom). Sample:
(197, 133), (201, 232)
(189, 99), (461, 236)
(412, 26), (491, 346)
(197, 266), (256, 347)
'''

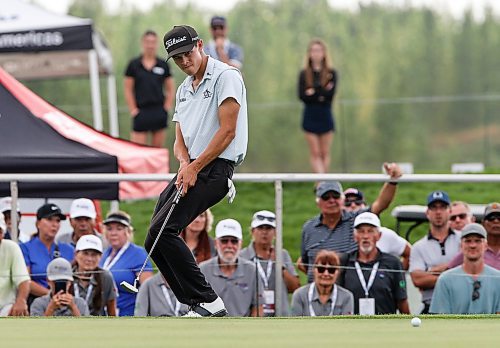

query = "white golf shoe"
(183, 296), (227, 317)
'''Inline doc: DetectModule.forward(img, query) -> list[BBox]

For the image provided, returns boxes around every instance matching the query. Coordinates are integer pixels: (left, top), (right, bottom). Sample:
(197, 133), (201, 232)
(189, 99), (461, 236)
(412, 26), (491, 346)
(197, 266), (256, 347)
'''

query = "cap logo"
(165, 36), (187, 49)
(433, 192), (443, 199)
(51, 206), (58, 210)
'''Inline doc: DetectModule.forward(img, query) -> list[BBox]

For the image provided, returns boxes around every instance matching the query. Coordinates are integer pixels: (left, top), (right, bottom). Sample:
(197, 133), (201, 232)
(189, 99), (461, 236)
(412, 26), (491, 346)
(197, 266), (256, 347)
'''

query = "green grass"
(1, 316), (499, 347)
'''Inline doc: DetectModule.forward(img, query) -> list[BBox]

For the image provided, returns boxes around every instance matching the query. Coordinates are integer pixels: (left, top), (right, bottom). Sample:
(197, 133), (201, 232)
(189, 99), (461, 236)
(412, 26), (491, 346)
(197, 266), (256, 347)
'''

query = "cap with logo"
(316, 181), (343, 197)
(484, 202), (500, 218)
(344, 188), (364, 200)
(47, 258), (74, 281)
(426, 190), (451, 206)
(210, 16), (226, 28)
(0, 213), (6, 232)
(36, 203), (66, 221)
(460, 223), (487, 239)
(353, 212), (381, 229)
(75, 234), (103, 253)
(163, 25), (199, 60)
(0, 197), (21, 214)
(70, 198), (96, 219)
(251, 210), (276, 228)
(215, 218), (242, 240)
(103, 212), (131, 227)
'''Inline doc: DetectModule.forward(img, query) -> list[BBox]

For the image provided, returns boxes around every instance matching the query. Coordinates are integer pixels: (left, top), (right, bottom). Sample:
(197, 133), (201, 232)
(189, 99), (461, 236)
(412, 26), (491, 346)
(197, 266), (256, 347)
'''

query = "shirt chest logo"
(203, 89), (212, 99)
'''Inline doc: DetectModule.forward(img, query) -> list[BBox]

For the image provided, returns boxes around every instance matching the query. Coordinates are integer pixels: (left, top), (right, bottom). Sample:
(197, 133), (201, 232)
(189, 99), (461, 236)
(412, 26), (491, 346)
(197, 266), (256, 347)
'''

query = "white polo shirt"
(173, 56), (248, 165)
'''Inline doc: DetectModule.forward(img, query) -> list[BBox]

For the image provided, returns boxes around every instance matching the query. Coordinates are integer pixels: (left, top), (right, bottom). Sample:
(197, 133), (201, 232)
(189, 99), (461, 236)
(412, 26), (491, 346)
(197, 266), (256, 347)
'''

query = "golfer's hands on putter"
(176, 160), (198, 196)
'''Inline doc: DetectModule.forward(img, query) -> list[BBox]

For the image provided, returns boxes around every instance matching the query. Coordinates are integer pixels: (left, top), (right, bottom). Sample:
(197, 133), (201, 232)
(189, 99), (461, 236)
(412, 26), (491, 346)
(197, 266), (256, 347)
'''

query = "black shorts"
(133, 104), (168, 132)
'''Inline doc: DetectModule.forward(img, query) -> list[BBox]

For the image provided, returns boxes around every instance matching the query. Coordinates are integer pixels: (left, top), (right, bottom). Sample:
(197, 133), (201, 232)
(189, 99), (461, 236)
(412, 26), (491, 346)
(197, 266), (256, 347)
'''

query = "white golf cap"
(354, 212), (381, 229)
(46, 258), (74, 281)
(75, 234), (103, 253)
(70, 198), (97, 219)
(215, 218), (243, 240)
(0, 213), (6, 232)
(0, 197), (20, 214)
(251, 210), (276, 228)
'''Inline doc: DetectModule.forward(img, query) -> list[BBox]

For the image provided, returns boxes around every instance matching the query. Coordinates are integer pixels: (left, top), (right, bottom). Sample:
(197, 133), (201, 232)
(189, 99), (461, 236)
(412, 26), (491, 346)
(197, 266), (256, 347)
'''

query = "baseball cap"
(427, 190), (451, 206)
(0, 214), (6, 232)
(47, 258), (73, 281)
(163, 25), (199, 60)
(0, 197), (20, 214)
(75, 234), (103, 253)
(460, 223), (487, 239)
(215, 219), (243, 240)
(210, 16), (226, 28)
(103, 212), (131, 227)
(353, 212), (381, 229)
(251, 210), (276, 228)
(484, 202), (500, 218)
(316, 181), (343, 197)
(36, 203), (66, 220)
(344, 188), (364, 200)
(70, 198), (96, 219)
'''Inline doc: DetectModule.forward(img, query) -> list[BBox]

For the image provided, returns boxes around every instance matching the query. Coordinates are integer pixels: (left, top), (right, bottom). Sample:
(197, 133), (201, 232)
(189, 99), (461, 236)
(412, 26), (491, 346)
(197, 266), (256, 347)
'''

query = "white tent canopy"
(0, 0), (118, 136)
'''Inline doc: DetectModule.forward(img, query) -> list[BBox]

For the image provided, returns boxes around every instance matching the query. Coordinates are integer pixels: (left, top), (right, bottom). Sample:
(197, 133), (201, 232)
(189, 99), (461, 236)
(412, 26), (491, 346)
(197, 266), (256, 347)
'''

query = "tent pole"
(10, 181), (19, 243)
(88, 49), (103, 131)
(107, 74), (120, 137)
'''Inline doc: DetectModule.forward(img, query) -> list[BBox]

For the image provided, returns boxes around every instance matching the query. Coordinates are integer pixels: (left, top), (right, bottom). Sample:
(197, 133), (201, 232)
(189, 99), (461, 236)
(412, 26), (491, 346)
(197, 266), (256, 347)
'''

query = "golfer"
(144, 25), (248, 317)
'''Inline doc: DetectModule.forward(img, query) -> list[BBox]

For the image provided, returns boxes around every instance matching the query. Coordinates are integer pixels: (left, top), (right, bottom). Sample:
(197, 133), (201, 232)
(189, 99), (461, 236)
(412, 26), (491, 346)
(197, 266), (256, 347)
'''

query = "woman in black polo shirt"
(124, 30), (175, 148)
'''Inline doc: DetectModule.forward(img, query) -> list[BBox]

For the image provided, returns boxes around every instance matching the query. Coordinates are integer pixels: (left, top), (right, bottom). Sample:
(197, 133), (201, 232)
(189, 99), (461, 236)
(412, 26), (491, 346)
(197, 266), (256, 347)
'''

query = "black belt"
(190, 158), (235, 165)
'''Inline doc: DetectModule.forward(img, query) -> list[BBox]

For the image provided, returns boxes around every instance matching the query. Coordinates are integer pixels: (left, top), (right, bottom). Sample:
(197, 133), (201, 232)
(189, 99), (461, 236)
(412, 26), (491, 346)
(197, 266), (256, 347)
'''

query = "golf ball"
(411, 317), (421, 327)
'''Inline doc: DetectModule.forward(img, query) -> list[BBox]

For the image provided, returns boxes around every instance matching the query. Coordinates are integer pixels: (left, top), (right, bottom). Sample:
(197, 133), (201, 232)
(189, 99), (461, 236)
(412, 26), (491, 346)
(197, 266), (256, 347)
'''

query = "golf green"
(1, 316), (499, 347)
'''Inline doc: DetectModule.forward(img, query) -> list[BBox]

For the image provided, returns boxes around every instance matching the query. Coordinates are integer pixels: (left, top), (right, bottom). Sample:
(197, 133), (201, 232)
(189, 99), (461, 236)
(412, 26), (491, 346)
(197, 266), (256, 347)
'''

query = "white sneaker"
(182, 296), (227, 317)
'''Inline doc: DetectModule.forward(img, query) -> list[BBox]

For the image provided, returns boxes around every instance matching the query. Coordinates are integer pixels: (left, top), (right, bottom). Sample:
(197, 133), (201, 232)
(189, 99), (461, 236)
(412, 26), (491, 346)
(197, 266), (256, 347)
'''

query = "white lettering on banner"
(0, 31), (64, 49)
(165, 36), (186, 49)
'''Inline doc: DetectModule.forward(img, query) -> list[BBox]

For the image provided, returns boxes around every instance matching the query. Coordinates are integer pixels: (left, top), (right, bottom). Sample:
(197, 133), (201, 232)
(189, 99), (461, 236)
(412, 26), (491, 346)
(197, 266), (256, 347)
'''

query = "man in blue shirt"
(430, 223), (500, 314)
(204, 16), (244, 69)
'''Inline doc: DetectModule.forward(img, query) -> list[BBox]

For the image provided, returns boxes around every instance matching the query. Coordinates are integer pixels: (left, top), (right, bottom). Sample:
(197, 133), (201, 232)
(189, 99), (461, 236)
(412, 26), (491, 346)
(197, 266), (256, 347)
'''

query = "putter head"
(120, 280), (139, 294)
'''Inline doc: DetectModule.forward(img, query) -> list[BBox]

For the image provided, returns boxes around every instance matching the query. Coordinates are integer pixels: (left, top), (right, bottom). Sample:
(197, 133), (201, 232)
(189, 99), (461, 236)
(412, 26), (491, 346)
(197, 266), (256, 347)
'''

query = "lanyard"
(308, 283), (337, 317)
(354, 261), (380, 297)
(102, 242), (130, 270)
(255, 258), (273, 289)
(74, 282), (94, 304)
(161, 284), (181, 316)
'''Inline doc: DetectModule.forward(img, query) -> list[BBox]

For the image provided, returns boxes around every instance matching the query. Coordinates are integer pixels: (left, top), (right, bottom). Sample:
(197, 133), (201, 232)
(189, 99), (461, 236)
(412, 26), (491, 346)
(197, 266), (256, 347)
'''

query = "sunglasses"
(219, 237), (239, 245)
(315, 265), (337, 274)
(472, 280), (481, 301)
(254, 214), (276, 222)
(320, 192), (341, 201)
(485, 215), (500, 222)
(450, 213), (468, 221)
(344, 199), (364, 207)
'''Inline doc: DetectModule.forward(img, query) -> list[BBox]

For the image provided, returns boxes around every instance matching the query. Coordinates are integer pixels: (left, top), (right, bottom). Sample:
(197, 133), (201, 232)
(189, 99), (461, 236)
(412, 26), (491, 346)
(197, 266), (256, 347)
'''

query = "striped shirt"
(301, 208), (369, 282)
(173, 56), (248, 165)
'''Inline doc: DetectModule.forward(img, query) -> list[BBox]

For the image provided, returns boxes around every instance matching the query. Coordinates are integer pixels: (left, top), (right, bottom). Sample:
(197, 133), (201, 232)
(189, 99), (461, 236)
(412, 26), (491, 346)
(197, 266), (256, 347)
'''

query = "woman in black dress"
(298, 39), (337, 173)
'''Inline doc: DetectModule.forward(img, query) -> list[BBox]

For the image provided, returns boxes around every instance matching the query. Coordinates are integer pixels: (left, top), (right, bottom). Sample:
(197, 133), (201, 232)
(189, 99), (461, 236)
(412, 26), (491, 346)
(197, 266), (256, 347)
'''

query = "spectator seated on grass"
(73, 235), (116, 316)
(430, 223), (500, 314)
(135, 273), (189, 316)
(298, 162), (402, 282)
(409, 191), (461, 314)
(337, 212), (409, 315)
(20, 203), (74, 307)
(291, 250), (353, 316)
(240, 210), (300, 317)
(30, 258), (89, 316)
(99, 211), (153, 316)
(343, 187), (412, 270)
(448, 202), (500, 270)
(0, 214), (30, 316)
(199, 219), (263, 317)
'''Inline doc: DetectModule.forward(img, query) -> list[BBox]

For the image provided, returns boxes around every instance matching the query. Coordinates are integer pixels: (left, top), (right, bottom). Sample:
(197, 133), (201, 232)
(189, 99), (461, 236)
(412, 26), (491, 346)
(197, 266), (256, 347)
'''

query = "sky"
(32, 0), (500, 21)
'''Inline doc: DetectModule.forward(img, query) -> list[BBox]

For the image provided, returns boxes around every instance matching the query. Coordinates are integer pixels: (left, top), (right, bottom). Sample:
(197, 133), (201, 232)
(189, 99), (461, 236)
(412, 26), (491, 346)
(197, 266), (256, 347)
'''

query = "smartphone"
(54, 280), (67, 294)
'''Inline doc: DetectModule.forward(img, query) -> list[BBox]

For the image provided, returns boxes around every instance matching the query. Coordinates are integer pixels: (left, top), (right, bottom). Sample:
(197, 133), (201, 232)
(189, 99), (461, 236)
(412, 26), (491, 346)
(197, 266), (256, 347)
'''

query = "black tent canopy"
(0, 75), (119, 199)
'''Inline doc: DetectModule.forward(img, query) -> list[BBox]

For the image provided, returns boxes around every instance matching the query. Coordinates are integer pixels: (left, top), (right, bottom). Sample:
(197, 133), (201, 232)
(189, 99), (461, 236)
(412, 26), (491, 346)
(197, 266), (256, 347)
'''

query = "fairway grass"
(1, 316), (499, 348)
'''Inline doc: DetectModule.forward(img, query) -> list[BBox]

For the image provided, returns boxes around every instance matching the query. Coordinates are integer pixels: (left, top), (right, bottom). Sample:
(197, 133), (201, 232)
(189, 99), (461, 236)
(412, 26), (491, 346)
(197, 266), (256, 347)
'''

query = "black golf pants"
(145, 158), (234, 305)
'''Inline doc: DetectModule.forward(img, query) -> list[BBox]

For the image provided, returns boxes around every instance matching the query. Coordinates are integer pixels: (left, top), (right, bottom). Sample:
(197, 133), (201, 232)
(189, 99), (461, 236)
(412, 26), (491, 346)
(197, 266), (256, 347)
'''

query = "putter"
(120, 184), (183, 294)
